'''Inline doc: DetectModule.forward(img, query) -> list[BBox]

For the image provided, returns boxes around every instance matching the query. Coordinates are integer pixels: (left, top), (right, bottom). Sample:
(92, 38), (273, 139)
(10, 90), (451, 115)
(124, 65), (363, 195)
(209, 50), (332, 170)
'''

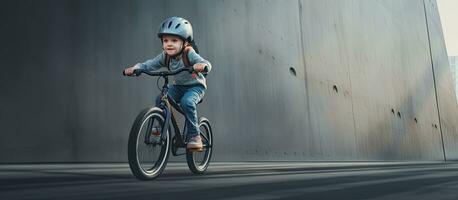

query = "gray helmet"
(157, 17), (193, 42)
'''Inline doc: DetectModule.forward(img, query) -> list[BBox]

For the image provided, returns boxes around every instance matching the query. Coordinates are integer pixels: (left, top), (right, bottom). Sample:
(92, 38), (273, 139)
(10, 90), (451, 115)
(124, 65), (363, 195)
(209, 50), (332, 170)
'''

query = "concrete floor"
(1, 162), (458, 200)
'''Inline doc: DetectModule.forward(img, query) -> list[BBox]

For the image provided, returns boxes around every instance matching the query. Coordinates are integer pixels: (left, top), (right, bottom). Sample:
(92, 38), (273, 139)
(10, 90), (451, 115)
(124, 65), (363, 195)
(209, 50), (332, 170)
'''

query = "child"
(124, 16), (211, 150)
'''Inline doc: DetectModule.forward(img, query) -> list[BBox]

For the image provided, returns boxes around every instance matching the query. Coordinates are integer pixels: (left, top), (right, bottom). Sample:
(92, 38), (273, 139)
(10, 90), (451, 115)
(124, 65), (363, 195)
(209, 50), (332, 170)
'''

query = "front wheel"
(128, 107), (171, 180)
(186, 117), (213, 174)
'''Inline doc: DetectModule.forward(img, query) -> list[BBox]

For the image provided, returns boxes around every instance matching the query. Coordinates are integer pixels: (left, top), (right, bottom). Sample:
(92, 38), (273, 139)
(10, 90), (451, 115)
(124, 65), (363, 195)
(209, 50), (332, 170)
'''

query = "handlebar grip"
(133, 69), (142, 76)
(189, 66), (208, 73)
(122, 69), (141, 76)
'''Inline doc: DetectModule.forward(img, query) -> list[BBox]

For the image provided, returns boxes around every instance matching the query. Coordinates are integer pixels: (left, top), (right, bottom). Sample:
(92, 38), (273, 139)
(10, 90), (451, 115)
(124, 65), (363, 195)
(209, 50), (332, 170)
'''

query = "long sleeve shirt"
(138, 49), (212, 89)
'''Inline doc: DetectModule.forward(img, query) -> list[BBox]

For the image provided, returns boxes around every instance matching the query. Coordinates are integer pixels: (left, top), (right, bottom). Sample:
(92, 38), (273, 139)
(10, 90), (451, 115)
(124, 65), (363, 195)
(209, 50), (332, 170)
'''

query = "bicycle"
(123, 67), (213, 180)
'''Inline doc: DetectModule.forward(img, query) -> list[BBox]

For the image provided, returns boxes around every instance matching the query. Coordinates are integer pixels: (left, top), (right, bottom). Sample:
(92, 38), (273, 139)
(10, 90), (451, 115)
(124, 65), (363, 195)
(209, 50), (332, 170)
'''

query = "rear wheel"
(186, 117), (213, 174)
(128, 107), (171, 180)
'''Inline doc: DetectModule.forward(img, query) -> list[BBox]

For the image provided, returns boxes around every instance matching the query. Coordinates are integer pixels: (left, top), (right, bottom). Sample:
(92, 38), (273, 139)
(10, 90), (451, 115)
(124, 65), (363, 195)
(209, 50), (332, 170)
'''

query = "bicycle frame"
(154, 76), (189, 156)
(156, 78), (211, 156)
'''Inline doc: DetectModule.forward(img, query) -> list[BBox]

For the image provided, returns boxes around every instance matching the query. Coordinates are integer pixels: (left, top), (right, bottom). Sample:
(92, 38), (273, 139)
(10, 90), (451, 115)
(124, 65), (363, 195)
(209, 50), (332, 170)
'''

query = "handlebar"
(122, 67), (193, 77)
(123, 65), (209, 77)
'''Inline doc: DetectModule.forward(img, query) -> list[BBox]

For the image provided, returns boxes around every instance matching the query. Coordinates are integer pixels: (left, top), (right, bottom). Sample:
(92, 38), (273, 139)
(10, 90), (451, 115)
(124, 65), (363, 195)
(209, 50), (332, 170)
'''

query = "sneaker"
(187, 135), (203, 151)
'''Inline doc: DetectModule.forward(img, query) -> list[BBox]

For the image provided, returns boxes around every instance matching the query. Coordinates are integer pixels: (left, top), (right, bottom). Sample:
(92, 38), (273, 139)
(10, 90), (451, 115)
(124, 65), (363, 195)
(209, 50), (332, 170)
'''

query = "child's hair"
(189, 40), (199, 54)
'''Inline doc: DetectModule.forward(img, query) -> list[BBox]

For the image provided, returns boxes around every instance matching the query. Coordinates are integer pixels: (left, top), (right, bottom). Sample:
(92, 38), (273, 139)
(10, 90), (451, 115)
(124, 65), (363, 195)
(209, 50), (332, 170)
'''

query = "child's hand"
(192, 63), (208, 73)
(124, 64), (141, 76)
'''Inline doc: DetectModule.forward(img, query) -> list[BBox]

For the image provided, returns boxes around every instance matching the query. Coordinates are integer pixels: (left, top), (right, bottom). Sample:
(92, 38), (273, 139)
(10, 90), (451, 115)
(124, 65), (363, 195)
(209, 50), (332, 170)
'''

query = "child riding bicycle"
(124, 16), (212, 151)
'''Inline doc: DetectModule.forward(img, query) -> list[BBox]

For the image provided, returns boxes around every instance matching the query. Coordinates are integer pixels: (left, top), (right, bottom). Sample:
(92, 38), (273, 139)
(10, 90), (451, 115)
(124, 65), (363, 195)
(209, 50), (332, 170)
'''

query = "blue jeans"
(156, 85), (205, 138)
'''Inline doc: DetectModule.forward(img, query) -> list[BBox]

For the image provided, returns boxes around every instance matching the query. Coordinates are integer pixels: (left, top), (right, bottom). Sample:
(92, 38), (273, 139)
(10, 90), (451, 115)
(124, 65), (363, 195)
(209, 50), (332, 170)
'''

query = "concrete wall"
(0, 0), (166, 162)
(300, 0), (443, 160)
(1, 0), (457, 163)
(424, 0), (458, 160)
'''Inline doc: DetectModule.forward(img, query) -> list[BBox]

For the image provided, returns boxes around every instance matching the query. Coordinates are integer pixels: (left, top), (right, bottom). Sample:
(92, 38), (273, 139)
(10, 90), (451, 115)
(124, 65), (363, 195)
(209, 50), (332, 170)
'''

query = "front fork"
(143, 95), (172, 146)
(160, 99), (188, 156)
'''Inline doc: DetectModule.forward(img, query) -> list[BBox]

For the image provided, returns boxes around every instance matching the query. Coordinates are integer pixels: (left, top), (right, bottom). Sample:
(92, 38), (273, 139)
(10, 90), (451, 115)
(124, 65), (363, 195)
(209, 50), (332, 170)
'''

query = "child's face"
(162, 35), (184, 56)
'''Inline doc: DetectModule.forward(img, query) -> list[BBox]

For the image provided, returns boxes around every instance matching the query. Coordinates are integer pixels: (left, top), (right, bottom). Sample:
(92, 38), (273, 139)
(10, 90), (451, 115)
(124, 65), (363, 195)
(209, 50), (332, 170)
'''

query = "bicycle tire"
(128, 107), (171, 180)
(186, 117), (213, 174)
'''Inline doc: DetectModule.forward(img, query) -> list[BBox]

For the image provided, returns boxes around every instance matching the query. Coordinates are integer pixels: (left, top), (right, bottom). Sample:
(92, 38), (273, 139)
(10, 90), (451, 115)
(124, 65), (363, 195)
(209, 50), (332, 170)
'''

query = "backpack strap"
(181, 45), (193, 68)
(163, 45), (193, 70)
(164, 53), (171, 70)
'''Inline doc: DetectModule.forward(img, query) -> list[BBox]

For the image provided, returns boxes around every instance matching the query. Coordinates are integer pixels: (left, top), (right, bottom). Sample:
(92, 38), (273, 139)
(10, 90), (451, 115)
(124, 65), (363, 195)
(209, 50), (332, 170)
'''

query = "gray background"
(1, 0), (457, 163)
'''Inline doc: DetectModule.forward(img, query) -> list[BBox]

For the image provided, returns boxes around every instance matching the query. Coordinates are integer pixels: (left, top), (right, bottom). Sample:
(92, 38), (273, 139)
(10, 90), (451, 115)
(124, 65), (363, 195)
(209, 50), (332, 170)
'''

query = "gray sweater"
(138, 49), (212, 89)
